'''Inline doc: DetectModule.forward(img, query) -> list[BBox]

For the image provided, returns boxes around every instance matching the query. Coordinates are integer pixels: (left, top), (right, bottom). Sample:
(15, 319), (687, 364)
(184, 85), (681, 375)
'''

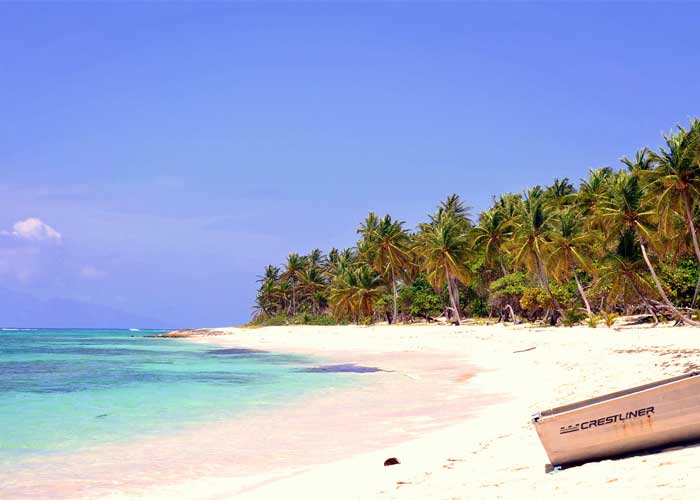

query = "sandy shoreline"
(113, 322), (700, 500)
(6, 322), (700, 499)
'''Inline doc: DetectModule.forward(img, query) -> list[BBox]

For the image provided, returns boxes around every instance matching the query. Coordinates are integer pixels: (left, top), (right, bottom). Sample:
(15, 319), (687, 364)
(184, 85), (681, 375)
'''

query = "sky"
(1, 2), (699, 328)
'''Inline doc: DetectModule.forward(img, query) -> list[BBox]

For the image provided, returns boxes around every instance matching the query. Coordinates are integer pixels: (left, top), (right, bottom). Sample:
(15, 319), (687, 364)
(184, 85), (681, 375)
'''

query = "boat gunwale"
(534, 371), (700, 421)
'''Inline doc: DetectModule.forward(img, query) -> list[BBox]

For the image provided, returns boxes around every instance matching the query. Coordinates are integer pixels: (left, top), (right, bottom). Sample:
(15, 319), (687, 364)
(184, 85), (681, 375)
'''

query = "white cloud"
(9, 218), (62, 242)
(80, 266), (106, 279)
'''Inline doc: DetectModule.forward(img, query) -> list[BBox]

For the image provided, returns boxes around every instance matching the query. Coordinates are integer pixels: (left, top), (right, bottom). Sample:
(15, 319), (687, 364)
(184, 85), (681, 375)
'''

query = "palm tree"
(281, 253), (307, 317)
(426, 195), (472, 323)
(414, 215), (471, 324)
(644, 120), (700, 305)
(357, 213), (412, 323)
(328, 271), (356, 321)
(431, 193), (472, 227)
(621, 148), (654, 173)
(544, 177), (575, 208)
(354, 266), (386, 320)
(328, 266), (385, 323)
(299, 266), (327, 314)
(596, 229), (657, 318)
(253, 265), (282, 318)
(325, 248), (355, 279)
(472, 208), (513, 276)
(512, 187), (561, 312)
(577, 168), (613, 230)
(307, 248), (325, 270)
(251, 117), (700, 329)
(600, 171), (700, 325)
(546, 208), (600, 316)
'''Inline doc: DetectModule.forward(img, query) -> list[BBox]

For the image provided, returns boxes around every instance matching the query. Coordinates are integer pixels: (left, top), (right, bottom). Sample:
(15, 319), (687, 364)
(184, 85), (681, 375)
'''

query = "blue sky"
(1, 3), (699, 327)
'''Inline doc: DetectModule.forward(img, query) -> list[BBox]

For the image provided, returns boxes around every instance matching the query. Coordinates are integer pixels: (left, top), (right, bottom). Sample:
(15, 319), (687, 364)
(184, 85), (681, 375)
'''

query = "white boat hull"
(532, 372), (700, 466)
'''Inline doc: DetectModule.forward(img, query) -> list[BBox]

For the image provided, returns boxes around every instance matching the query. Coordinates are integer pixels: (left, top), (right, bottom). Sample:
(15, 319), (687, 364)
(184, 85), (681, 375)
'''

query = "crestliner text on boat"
(560, 406), (655, 434)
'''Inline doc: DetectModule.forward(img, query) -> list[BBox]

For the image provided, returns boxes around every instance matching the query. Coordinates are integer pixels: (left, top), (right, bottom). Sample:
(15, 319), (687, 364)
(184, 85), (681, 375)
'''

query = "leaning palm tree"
(595, 229), (658, 318)
(600, 171), (700, 325)
(511, 187), (561, 312)
(546, 208), (600, 316)
(358, 214), (412, 323)
(414, 216), (471, 324)
(644, 120), (700, 305)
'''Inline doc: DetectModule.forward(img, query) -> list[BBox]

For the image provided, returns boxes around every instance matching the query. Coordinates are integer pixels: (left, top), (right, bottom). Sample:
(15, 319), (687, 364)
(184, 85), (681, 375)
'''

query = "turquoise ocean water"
(0, 328), (350, 465)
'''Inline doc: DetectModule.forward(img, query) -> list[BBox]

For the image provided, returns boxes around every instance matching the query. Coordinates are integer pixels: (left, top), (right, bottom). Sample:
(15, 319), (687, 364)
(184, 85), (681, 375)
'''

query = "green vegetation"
(252, 118), (700, 326)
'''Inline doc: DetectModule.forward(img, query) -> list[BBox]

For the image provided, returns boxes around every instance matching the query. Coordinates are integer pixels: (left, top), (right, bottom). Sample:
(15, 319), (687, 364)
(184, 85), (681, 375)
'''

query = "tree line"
(252, 118), (700, 327)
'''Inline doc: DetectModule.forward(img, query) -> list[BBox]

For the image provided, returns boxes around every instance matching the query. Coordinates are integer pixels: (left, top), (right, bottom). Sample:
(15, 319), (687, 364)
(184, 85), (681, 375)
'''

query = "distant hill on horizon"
(0, 287), (171, 329)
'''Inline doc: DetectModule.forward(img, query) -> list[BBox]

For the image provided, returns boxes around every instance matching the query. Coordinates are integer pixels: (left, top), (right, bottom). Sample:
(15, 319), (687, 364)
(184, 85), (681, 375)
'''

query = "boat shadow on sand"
(546, 436), (700, 473)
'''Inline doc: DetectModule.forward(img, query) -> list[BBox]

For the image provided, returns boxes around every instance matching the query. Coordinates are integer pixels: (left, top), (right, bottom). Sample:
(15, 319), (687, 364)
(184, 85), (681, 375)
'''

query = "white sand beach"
(7, 323), (700, 500)
(98, 322), (700, 500)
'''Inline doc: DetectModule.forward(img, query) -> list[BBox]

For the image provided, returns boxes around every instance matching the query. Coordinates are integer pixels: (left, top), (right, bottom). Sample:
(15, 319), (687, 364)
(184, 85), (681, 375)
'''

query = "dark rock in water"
(95, 414), (108, 418)
(298, 364), (384, 373)
(384, 457), (400, 466)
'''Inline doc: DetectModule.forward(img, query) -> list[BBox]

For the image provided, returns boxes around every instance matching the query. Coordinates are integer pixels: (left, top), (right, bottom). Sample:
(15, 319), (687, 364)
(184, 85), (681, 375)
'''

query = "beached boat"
(532, 371), (700, 467)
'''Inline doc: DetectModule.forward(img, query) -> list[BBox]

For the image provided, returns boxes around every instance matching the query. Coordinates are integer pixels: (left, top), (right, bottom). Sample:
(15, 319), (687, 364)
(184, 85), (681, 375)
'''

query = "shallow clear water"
(0, 328), (348, 464)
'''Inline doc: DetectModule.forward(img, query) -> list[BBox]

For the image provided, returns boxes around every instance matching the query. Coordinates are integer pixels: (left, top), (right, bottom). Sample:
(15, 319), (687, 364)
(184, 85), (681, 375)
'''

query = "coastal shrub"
(247, 312), (345, 327)
(490, 272), (527, 300)
(562, 308), (586, 327)
(459, 283), (488, 317)
(247, 314), (288, 327)
(659, 259), (700, 307)
(489, 272), (528, 317)
(586, 314), (600, 328)
(603, 312), (618, 328)
(360, 316), (373, 326)
(300, 314), (344, 326)
(399, 274), (442, 321)
(374, 294), (394, 323)
(519, 287), (550, 319)
(551, 282), (579, 309)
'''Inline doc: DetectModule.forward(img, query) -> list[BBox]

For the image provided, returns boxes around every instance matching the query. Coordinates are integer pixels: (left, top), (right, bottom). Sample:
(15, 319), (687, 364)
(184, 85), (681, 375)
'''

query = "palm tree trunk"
(291, 281), (296, 317)
(390, 264), (398, 324)
(534, 249), (562, 311)
(573, 270), (592, 317)
(504, 304), (516, 322)
(637, 230), (700, 326)
(450, 276), (460, 308)
(627, 271), (658, 324)
(498, 255), (508, 277)
(681, 191), (700, 308)
(444, 268), (461, 325)
(693, 278), (700, 309)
